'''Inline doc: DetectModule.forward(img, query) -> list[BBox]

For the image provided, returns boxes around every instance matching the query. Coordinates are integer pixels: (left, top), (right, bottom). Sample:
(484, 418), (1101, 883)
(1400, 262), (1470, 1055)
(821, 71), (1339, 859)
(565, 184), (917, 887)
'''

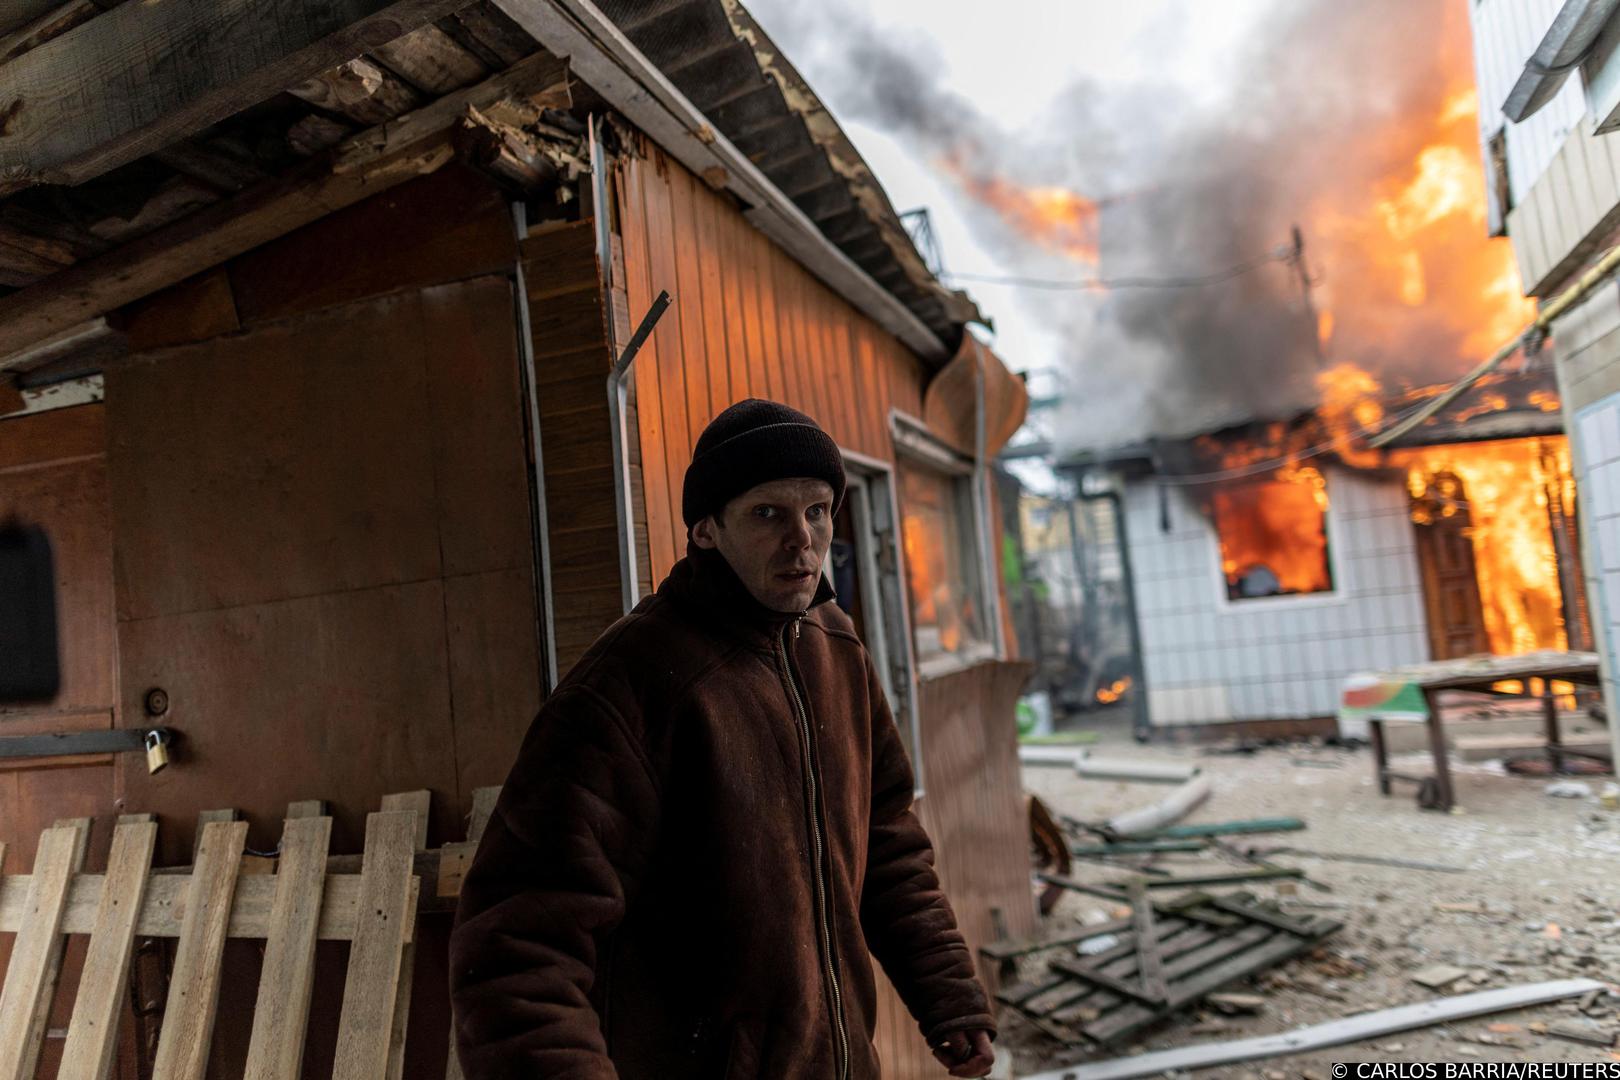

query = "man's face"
(691, 477), (835, 613)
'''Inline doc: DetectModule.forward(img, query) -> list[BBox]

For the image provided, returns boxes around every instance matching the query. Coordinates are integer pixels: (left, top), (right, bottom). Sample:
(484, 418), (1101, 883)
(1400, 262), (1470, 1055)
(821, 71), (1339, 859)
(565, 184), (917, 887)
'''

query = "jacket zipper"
(778, 615), (851, 1080)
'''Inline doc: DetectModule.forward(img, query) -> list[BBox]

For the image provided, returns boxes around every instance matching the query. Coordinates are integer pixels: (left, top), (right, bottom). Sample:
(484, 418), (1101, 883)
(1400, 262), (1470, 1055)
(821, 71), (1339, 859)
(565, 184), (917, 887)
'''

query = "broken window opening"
(1210, 469), (1336, 602)
(897, 457), (990, 664)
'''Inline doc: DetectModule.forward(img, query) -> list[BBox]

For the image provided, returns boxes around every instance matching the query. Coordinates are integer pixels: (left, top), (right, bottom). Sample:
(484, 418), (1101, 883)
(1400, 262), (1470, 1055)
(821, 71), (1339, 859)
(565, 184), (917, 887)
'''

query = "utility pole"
(1289, 224), (1327, 368)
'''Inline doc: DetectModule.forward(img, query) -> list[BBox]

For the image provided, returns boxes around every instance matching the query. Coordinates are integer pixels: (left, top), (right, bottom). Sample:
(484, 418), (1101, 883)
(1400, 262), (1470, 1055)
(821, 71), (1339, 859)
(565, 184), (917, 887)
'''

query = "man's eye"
(754, 506), (777, 519)
(807, 505), (825, 520)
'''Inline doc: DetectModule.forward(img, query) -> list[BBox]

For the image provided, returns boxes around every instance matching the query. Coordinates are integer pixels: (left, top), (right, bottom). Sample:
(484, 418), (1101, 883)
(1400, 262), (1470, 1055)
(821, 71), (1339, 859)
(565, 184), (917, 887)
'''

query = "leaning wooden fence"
(0, 786), (499, 1080)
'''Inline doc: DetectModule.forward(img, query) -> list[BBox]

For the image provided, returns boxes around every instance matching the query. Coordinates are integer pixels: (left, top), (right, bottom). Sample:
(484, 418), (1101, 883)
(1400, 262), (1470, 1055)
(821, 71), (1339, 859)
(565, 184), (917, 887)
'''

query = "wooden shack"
(0, 1), (1033, 1076)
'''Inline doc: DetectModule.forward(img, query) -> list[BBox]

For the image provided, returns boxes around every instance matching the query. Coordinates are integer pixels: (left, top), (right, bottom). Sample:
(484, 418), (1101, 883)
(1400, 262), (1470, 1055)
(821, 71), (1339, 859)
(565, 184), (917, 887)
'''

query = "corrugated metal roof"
(592, 0), (981, 352)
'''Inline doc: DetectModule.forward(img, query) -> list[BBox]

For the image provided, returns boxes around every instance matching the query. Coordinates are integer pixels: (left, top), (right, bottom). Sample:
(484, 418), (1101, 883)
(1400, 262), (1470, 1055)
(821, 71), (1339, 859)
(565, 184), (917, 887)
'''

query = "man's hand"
(930, 1029), (994, 1078)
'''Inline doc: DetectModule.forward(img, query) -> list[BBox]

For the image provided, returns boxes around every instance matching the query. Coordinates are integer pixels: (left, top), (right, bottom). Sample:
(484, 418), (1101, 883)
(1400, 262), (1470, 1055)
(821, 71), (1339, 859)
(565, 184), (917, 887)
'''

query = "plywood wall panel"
(117, 581), (458, 863)
(445, 567), (542, 799)
(107, 292), (444, 621)
(421, 278), (533, 578)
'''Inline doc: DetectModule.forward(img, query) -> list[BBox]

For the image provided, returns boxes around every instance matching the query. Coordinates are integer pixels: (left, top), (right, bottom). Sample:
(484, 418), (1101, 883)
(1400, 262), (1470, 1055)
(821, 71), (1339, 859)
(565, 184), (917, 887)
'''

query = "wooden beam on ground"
(1128, 878), (1167, 1003)
(0, 0), (471, 190)
(0, 48), (570, 361)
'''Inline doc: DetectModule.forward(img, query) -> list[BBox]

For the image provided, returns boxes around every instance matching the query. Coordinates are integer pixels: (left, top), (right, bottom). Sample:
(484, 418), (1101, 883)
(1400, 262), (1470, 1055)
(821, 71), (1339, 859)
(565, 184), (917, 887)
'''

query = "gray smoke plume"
(747, 0), (1493, 453)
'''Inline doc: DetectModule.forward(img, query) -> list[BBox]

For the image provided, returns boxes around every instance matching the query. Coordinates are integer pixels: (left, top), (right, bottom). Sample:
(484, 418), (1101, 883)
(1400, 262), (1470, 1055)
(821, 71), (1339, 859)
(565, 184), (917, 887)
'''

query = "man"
(451, 399), (997, 1079)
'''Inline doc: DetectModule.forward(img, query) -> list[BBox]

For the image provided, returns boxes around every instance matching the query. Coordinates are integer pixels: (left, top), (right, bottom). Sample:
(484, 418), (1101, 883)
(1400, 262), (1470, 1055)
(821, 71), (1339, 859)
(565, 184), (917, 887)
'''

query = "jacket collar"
(658, 542), (837, 649)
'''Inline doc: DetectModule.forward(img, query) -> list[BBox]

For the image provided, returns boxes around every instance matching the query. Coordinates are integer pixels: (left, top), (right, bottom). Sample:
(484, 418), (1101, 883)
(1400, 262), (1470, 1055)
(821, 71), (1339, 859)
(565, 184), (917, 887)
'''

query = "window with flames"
(897, 458), (988, 662)
(1210, 468), (1335, 601)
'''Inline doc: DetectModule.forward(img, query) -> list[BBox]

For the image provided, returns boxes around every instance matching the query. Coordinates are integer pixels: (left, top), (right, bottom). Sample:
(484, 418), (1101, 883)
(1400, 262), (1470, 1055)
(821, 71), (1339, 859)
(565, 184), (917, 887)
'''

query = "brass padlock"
(143, 728), (171, 775)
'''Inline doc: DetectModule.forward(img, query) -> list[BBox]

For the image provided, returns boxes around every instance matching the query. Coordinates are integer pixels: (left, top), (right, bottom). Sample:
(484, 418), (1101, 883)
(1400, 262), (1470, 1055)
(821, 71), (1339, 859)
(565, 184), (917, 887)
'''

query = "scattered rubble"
(1546, 781), (1593, 799)
(1006, 732), (1620, 1077)
(1409, 964), (1470, 990)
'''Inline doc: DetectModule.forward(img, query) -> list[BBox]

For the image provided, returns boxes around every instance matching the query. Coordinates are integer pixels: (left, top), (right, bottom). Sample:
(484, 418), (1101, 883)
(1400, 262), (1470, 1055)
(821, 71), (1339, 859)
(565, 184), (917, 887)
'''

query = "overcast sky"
(744, 0), (1277, 387)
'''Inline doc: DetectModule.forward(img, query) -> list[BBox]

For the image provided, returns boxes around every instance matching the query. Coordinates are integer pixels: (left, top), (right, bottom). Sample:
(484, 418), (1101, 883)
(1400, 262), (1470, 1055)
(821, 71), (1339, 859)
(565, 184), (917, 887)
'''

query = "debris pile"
(990, 888), (1341, 1048)
(1005, 738), (1620, 1076)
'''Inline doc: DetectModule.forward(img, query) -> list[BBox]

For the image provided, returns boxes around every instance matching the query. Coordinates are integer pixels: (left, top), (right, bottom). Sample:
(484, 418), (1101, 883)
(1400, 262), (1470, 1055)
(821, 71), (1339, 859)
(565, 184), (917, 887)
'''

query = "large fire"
(1305, 82), (1537, 375)
(944, 5), (1577, 666)
(1212, 467), (1333, 599)
(1396, 437), (1575, 655)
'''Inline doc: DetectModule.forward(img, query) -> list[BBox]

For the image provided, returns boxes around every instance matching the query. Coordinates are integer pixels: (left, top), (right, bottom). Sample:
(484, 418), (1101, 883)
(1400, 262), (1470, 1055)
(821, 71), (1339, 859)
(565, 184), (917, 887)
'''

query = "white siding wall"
(1471, 0), (1589, 201)
(1125, 468), (1430, 727)
(1571, 389), (1620, 767)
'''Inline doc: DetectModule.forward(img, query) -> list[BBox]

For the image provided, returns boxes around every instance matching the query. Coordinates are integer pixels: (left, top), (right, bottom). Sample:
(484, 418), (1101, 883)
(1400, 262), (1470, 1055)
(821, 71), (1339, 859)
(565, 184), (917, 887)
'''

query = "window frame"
(890, 412), (1005, 679)
(1208, 471), (1348, 613)
(836, 447), (927, 797)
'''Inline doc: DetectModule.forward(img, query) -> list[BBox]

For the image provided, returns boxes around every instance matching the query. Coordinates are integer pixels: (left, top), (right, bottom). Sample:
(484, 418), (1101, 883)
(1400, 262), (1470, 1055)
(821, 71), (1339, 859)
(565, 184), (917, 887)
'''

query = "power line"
(941, 247), (1290, 291)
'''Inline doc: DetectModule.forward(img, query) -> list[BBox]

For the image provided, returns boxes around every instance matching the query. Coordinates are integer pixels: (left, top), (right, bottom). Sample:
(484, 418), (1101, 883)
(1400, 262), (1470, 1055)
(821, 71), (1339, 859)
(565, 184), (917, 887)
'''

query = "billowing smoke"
(748, 0), (1522, 452)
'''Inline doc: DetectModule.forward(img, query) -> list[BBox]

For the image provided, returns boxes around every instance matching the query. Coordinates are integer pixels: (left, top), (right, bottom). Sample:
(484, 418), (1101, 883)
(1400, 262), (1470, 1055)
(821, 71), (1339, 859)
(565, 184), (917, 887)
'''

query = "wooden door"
(1412, 470), (1490, 659)
(0, 402), (137, 1077)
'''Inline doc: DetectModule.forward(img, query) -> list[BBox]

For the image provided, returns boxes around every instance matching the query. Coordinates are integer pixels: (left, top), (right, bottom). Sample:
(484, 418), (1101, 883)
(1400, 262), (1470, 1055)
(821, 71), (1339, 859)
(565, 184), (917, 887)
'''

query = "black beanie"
(682, 399), (846, 528)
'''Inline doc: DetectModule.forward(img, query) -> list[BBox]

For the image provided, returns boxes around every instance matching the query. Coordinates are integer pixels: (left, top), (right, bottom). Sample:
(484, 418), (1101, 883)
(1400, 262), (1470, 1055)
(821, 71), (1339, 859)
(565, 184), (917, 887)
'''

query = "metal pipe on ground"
(1019, 979), (1605, 1080)
(1105, 774), (1213, 837)
(1075, 758), (1200, 783)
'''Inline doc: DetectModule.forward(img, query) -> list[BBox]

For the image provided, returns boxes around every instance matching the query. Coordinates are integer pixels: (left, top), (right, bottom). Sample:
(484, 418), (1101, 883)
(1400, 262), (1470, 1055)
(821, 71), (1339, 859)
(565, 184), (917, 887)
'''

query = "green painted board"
(1145, 818), (1306, 839)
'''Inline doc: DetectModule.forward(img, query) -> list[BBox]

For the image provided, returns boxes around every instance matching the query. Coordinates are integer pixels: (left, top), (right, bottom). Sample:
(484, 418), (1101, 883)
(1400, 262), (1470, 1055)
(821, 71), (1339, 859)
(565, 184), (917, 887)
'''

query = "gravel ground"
(1003, 729), (1620, 1078)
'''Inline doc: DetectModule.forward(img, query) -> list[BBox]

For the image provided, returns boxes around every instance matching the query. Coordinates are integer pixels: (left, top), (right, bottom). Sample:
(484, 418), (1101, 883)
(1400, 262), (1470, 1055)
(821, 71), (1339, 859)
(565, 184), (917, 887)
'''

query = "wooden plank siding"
(518, 219), (629, 674)
(613, 141), (926, 578)
(612, 138), (1032, 1080)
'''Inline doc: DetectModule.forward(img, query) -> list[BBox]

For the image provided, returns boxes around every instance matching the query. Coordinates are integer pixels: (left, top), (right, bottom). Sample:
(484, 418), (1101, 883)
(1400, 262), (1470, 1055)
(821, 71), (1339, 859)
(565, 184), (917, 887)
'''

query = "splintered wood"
(994, 890), (1342, 1047)
(0, 804), (424, 1078)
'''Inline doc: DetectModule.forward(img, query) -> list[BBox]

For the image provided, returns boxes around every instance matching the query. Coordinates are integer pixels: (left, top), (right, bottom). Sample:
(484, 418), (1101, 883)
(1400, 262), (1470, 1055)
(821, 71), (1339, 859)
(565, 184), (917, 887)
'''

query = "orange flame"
(943, 155), (1099, 264)
(1096, 676), (1133, 704)
(1212, 467), (1334, 597)
(1316, 363), (1385, 468)
(1396, 437), (1573, 655)
(1307, 83), (1537, 370)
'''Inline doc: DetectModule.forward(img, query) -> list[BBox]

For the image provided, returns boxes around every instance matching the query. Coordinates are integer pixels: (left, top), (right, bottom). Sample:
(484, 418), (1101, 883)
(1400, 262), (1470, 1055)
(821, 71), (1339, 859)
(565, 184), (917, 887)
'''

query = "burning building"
(1065, 366), (1585, 735)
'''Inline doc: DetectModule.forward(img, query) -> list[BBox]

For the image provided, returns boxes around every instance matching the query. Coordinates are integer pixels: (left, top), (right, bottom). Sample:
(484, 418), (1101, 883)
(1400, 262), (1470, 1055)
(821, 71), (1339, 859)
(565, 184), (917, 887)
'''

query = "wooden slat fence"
(0, 804), (422, 1079)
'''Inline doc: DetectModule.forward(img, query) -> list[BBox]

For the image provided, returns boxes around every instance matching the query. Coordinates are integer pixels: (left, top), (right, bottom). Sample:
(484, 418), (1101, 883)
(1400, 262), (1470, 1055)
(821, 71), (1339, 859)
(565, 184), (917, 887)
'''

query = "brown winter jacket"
(449, 544), (995, 1079)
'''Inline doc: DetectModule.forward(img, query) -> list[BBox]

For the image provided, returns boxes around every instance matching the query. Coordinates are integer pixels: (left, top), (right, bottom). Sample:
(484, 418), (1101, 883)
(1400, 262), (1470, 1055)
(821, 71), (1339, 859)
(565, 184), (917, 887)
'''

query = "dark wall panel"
(116, 582), (456, 862)
(107, 275), (539, 854)
(228, 166), (517, 326)
(108, 291), (444, 621)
